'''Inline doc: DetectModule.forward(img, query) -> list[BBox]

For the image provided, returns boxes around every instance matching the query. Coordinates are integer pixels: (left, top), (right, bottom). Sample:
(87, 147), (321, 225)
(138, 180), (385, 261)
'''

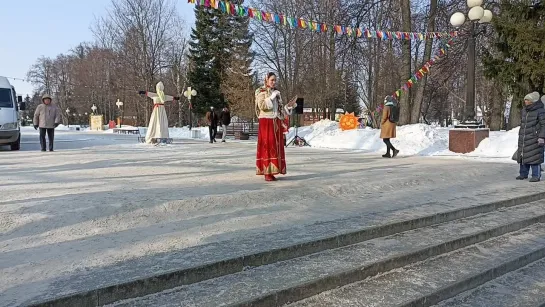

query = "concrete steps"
(29, 192), (545, 307)
(290, 223), (545, 307)
(435, 258), (545, 307)
(106, 199), (545, 307)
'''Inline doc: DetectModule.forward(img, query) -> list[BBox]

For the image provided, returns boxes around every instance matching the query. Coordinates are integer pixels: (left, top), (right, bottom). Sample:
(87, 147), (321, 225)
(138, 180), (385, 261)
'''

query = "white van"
(0, 77), (25, 151)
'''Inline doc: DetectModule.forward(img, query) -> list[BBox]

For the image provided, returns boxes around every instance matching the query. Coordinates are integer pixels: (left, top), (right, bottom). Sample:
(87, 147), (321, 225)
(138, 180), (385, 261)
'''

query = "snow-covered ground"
(52, 119), (519, 162)
(0, 123), (532, 306)
(286, 120), (519, 161)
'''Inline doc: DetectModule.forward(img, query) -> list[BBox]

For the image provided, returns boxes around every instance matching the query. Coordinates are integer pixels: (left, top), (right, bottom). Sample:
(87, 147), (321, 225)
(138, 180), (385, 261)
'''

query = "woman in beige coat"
(380, 96), (399, 158)
(33, 94), (61, 152)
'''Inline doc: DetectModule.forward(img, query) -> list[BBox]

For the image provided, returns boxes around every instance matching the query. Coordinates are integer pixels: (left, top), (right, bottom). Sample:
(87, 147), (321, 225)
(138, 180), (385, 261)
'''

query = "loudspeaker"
(295, 98), (304, 115)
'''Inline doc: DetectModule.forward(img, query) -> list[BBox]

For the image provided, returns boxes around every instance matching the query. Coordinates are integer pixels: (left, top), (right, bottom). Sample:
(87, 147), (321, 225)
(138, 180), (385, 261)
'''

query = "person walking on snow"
(220, 106), (231, 142)
(33, 94), (61, 152)
(206, 106), (219, 143)
(514, 92), (545, 182)
(380, 96), (400, 158)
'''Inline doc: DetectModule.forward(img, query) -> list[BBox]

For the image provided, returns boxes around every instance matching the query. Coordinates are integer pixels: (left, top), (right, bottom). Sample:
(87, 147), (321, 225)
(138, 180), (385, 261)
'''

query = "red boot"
(265, 175), (277, 182)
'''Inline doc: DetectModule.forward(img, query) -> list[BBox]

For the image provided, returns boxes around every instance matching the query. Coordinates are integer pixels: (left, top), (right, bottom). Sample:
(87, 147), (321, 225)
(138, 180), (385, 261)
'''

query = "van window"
(0, 88), (14, 108)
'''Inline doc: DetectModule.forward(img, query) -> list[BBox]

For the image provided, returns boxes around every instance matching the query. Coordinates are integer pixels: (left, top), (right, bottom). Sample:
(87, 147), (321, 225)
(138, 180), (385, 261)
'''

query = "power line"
(0, 75), (158, 95)
(0, 75), (30, 83)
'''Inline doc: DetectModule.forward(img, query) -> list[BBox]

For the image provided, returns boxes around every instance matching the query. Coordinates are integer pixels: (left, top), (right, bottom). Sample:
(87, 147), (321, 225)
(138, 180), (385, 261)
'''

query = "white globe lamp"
(450, 12), (466, 27)
(467, 0), (483, 8)
(468, 6), (485, 21)
(479, 9), (493, 23)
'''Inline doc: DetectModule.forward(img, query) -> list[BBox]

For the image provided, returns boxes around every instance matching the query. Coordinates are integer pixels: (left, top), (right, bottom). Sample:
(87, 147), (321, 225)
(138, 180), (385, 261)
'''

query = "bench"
(113, 128), (140, 135)
(217, 128), (258, 140)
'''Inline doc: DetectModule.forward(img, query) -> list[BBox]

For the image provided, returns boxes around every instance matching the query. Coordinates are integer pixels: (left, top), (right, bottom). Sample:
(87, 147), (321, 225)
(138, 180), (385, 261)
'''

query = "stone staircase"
(33, 194), (545, 307)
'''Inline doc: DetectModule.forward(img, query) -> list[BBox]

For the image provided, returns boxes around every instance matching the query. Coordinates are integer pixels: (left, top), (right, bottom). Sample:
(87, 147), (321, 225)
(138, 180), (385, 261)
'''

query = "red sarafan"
(254, 72), (295, 181)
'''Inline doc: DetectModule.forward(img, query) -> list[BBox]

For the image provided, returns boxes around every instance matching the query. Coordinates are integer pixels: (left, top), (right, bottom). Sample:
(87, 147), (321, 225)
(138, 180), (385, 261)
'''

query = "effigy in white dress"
(145, 82), (173, 144)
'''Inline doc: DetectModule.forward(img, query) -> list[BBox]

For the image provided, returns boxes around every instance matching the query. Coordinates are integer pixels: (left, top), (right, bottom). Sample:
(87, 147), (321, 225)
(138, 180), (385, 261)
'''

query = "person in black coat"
(220, 107), (231, 142)
(515, 92), (545, 182)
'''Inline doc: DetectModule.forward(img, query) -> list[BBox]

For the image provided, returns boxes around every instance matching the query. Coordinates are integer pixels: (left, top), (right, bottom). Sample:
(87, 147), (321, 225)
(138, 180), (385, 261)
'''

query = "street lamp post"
(116, 99), (124, 128)
(183, 87), (197, 130)
(450, 0), (493, 128)
(66, 108), (70, 128)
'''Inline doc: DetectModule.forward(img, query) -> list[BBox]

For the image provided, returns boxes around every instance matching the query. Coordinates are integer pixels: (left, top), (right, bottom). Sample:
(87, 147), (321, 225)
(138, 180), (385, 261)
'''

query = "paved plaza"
(0, 131), (538, 306)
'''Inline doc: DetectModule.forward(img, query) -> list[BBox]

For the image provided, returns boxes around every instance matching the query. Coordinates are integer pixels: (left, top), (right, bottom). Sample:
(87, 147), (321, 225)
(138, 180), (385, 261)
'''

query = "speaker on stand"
(286, 98), (310, 147)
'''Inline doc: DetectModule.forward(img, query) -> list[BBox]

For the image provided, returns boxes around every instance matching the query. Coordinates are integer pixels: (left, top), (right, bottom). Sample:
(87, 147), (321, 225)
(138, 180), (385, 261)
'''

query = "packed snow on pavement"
(0, 122), (531, 306)
(50, 119), (520, 161)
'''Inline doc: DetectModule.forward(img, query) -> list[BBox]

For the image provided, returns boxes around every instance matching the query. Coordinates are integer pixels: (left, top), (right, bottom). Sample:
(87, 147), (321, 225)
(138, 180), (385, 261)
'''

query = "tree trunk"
(367, 41), (374, 111)
(329, 30), (336, 120)
(372, 40), (382, 114)
(509, 95), (522, 130)
(411, 0), (436, 124)
(399, 0), (413, 125)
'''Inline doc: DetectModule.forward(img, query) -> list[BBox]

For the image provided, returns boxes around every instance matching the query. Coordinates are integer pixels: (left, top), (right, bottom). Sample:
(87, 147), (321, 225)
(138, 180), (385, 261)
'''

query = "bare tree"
(166, 18), (189, 126)
(93, 0), (179, 125)
(411, 0), (437, 123)
(27, 57), (56, 95)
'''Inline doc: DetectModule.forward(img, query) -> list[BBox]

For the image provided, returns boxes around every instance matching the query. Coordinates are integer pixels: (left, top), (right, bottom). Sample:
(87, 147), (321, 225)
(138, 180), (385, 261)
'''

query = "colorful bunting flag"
(189, 0), (458, 41)
(392, 40), (454, 99)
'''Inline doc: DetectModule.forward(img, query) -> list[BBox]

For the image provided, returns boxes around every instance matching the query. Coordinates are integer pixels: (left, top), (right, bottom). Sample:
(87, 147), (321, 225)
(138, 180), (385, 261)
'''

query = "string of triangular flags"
(392, 39), (454, 99)
(373, 39), (454, 119)
(187, 0), (458, 41)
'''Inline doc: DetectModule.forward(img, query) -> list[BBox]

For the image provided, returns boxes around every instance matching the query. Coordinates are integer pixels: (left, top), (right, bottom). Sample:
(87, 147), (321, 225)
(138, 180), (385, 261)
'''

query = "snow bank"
(169, 127), (210, 140)
(76, 126), (210, 139)
(21, 125), (84, 132)
(288, 120), (448, 156)
(57, 124), (91, 131)
(287, 120), (519, 160)
(472, 128), (519, 158)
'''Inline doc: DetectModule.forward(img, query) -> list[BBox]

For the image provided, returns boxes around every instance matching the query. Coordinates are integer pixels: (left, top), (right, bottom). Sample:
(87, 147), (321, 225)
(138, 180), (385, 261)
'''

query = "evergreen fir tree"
(483, 1), (545, 98)
(220, 2), (255, 119)
(187, 6), (224, 116)
(22, 94), (33, 125)
(187, 1), (254, 117)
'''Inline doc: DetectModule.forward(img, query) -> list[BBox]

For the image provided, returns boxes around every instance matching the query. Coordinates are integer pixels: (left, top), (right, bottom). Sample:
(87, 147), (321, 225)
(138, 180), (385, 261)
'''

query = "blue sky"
(0, 0), (195, 97)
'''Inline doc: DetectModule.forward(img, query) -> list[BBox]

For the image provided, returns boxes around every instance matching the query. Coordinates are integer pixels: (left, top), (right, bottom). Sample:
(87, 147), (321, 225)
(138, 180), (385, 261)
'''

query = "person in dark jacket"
(515, 92), (545, 182)
(220, 107), (231, 142)
(205, 106), (219, 143)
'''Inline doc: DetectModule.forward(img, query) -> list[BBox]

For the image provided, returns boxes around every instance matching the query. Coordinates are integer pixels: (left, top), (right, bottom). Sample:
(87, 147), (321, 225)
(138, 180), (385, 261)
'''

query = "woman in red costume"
(255, 72), (296, 181)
